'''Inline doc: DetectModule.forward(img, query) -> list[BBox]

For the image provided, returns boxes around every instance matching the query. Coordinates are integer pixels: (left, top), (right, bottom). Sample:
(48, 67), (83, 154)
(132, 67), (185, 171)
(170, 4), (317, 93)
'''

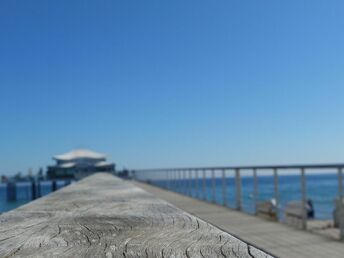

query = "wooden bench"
(0, 173), (271, 257)
(284, 201), (306, 228)
(256, 200), (277, 221)
(333, 198), (344, 240)
(337, 201), (344, 240)
(333, 198), (344, 228)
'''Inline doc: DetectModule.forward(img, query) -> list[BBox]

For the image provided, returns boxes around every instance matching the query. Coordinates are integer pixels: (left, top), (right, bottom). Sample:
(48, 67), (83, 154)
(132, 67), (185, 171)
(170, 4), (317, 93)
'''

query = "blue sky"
(1, 1), (344, 175)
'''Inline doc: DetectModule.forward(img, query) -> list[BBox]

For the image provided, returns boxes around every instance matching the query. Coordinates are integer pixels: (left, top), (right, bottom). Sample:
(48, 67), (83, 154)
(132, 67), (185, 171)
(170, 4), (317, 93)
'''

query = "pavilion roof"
(54, 149), (107, 161)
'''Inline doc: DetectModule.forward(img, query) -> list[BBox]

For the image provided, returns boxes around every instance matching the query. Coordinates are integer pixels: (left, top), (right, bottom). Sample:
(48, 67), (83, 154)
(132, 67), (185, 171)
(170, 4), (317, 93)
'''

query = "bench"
(256, 200), (277, 221)
(284, 201), (306, 228)
(333, 198), (344, 228)
(333, 198), (344, 240)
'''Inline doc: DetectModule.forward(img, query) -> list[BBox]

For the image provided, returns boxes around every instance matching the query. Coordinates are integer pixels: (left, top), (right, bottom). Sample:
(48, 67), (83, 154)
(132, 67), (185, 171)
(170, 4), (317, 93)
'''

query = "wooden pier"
(0, 173), (271, 257)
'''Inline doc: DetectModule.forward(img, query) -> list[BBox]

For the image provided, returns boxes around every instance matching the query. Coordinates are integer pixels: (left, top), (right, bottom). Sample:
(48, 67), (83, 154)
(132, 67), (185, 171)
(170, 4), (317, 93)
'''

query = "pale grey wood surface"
(0, 174), (272, 257)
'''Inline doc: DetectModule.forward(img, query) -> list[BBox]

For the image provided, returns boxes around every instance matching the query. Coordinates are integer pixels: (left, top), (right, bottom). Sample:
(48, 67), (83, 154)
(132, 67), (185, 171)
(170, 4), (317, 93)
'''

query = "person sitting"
(306, 199), (314, 219)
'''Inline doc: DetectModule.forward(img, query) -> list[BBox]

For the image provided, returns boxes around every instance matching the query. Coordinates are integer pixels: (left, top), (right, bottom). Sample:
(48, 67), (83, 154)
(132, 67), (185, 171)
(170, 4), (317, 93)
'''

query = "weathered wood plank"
(0, 173), (272, 257)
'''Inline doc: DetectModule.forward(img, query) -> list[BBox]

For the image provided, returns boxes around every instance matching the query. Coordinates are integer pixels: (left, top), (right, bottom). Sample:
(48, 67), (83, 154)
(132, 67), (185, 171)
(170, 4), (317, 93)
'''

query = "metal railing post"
(172, 170), (175, 190)
(301, 168), (307, 230)
(202, 169), (206, 200)
(188, 170), (192, 196)
(222, 169), (227, 206)
(253, 168), (258, 214)
(195, 169), (199, 198)
(235, 169), (242, 210)
(338, 167), (343, 200)
(273, 168), (279, 220)
(211, 169), (215, 203)
(192, 169), (195, 197)
(178, 169), (183, 193)
(186, 170), (189, 195)
(338, 167), (344, 240)
(182, 170), (186, 194)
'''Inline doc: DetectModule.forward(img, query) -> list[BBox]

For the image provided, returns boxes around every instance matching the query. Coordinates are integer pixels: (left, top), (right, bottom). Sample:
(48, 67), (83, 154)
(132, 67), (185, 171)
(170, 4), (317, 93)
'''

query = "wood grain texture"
(0, 173), (272, 258)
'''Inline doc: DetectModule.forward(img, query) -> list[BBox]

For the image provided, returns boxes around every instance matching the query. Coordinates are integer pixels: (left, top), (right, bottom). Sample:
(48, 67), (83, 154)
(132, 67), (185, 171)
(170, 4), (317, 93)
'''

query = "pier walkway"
(0, 173), (270, 258)
(134, 181), (344, 258)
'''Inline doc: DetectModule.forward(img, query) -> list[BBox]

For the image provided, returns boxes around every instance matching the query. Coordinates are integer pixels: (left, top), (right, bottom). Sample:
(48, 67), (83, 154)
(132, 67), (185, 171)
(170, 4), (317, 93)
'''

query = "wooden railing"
(0, 173), (271, 257)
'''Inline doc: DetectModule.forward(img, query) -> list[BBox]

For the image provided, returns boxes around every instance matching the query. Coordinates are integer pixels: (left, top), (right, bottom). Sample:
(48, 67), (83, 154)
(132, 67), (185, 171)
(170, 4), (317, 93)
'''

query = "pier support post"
(31, 181), (36, 200)
(6, 182), (16, 202)
(235, 169), (242, 211)
(37, 181), (41, 198)
(52, 180), (57, 192)
(301, 168), (307, 230)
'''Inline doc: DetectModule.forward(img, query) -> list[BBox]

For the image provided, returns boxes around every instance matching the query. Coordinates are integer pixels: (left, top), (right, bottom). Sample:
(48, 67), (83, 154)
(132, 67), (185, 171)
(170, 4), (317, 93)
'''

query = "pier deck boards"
(134, 181), (344, 258)
(0, 173), (270, 258)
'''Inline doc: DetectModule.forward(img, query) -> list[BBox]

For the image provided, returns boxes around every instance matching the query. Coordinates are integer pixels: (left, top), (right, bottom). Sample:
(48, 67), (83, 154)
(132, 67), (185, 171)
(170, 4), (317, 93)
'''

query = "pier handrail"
(133, 163), (344, 172)
(131, 163), (344, 240)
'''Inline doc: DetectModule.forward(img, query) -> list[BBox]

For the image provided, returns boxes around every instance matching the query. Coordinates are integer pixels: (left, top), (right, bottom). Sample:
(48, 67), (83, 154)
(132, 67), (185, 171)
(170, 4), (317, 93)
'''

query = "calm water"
(152, 173), (342, 220)
(0, 181), (67, 213)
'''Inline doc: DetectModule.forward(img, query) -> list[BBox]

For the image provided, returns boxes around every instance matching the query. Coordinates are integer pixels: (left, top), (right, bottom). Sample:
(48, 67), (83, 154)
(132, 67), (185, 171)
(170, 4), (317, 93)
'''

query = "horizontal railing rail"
(133, 163), (344, 171)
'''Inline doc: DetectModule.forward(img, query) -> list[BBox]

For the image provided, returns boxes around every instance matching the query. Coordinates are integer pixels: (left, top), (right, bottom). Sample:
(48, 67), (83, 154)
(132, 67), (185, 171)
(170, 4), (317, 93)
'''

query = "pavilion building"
(47, 149), (115, 179)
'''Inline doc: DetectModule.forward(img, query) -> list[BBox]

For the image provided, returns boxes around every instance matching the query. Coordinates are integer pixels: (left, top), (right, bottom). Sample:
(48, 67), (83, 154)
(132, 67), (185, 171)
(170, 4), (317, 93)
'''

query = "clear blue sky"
(1, 1), (344, 175)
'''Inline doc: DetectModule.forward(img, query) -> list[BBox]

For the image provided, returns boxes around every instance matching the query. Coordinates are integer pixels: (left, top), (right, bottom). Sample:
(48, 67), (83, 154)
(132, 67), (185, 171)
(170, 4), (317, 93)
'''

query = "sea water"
(0, 181), (66, 213)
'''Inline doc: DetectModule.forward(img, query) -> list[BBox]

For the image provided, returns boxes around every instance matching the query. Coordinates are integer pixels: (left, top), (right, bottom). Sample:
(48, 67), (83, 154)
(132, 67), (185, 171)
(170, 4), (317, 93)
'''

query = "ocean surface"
(0, 181), (67, 213)
(151, 173), (342, 220)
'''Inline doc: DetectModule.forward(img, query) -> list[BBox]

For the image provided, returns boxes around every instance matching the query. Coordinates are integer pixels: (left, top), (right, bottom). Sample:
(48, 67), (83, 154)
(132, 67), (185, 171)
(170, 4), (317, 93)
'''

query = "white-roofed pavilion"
(47, 149), (115, 179)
